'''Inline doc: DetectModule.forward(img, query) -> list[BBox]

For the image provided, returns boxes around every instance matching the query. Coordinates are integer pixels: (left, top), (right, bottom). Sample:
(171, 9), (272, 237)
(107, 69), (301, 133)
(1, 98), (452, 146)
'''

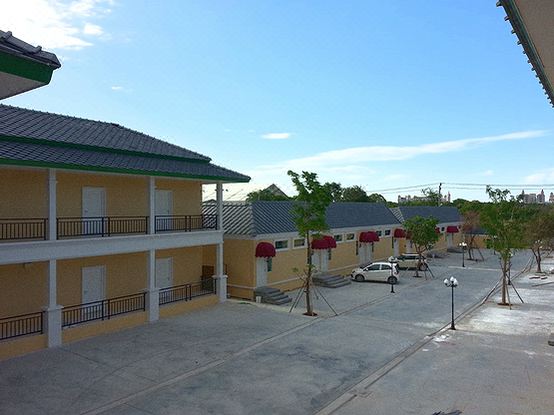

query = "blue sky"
(3, 0), (554, 201)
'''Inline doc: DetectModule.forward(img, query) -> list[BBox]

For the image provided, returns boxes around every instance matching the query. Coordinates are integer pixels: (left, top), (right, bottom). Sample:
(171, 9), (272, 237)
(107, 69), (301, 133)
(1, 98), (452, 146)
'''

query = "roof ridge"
(0, 104), (211, 162)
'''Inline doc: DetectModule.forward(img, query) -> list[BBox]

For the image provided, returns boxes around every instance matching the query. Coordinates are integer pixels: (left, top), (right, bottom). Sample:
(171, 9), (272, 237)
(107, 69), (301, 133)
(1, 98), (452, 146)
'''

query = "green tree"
(403, 215), (440, 277)
(367, 193), (387, 203)
(480, 186), (528, 305)
(523, 206), (554, 273)
(288, 170), (333, 316)
(323, 181), (343, 202)
(246, 189), (289, 201)
(461, 210), (481, 260)
(341, 185), (370, 202)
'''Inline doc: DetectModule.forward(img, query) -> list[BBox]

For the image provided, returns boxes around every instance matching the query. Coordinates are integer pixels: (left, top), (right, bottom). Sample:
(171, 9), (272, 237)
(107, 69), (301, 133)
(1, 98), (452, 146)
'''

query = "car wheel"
(387, 276), (398, 285)
(355, 274), (365, 282)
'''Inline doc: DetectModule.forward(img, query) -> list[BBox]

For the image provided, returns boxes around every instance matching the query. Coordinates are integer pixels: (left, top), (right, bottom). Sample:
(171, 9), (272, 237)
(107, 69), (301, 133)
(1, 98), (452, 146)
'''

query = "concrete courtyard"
(1, 250), (552, 415)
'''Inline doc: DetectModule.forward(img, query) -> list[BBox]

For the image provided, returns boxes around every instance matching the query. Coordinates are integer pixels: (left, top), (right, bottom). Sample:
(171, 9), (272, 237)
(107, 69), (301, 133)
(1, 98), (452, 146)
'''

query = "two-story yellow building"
(0, 105), (249, 360)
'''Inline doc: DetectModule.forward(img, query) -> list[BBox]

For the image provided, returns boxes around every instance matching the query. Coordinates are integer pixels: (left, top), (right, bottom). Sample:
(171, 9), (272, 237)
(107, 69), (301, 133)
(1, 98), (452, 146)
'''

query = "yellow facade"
(57, 253), (148, 306)
(0, 168), (47, 218)
(155, 178), (202, 216)
(156, 246), (203, 285)
(0, 262), (47, 317)
(62, 312), (147, 344)
(329, 241), (357, 271)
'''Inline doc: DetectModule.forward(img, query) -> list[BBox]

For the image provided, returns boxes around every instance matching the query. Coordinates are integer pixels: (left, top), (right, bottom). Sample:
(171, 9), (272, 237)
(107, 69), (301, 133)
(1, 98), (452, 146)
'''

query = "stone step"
(313, 275), (351, 288)
(254, 286), (293, 305)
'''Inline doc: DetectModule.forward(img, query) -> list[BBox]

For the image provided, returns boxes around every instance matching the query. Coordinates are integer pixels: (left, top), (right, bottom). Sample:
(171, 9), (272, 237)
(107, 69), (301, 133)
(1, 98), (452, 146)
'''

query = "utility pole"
(438, 182), (442, 206)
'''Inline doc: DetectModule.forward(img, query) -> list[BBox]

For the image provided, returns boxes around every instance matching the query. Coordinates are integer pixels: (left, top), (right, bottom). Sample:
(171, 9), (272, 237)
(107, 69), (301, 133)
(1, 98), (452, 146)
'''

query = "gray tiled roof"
(0, 105), (210, 161)
(0, 140), (249, 181)
(203, 201), (401, 236)
(0, 30), (61, 68)
(391, 206), (461, 224)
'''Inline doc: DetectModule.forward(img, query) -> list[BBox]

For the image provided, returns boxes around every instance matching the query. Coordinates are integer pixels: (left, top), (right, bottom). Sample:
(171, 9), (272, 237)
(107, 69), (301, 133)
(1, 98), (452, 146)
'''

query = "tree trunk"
(536, 247), (542, 273)
(305, 232), (314, 315)
(415, 250), (420, 278)
(500, 256), (508, 305)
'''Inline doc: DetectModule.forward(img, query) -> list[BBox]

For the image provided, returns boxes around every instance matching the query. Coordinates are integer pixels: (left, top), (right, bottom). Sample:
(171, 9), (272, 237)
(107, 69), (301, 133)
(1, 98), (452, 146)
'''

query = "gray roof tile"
(0, 30), (61, 68)
(0, 105), (210, 161)
(203, 201), (401, 236)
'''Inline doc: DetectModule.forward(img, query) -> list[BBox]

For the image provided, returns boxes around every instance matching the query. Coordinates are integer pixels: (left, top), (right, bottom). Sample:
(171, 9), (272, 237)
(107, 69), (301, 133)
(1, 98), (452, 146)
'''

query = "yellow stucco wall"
(329, 241), (357, 271)
(57, 253), (147, 306)
(56, 172), (148, 217)
(155, 178), (202, 216)
(62, 311), (147, 344)
(224, 240), (256, 286)
(0, 168), (47, 218)
(159, 294), (218, 318)
(0, 262), (47, 317)
(156, 246), (203, 285)
(0, 334), (46, 362)
(373, 237), (394, 261)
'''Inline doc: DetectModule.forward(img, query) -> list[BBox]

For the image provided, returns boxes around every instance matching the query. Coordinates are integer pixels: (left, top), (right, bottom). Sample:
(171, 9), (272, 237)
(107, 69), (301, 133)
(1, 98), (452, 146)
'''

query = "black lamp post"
(459, 241), (467, 268)
(444, 276), (459, 330)
(388, 256), (397, 294)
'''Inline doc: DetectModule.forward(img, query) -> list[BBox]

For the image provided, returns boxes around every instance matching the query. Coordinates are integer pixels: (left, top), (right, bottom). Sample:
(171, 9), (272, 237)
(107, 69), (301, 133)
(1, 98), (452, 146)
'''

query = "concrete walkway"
(0, 250), (551, 415)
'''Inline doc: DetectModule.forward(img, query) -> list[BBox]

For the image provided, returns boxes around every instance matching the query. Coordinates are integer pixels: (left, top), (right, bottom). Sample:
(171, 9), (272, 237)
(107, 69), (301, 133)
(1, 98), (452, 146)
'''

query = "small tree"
(403, 216), (440, 277)
(288, 170), (333, 316)
(341, 185), (370, 202)
(480, 186), (528, 305)
(523, 207), (554, 273)
(461, 210), (481, 260)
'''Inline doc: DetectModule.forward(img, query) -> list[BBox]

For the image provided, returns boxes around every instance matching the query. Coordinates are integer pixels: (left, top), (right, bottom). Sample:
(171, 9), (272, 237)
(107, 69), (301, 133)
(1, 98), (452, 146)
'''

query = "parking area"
(1, 250), (551, 415)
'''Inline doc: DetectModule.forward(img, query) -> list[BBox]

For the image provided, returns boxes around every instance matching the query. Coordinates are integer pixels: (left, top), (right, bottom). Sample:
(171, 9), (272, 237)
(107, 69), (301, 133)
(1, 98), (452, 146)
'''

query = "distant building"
(264, 184), (289, 199)
(537, 189), (546, 204)
(521, 189), (549, 204)
(550, 192), (554, 203)
(397, 192), (451, 204)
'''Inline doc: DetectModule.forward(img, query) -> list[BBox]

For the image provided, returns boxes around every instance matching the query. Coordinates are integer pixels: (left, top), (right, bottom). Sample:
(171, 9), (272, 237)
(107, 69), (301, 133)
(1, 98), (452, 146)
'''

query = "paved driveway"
(0, 250), (541, 415)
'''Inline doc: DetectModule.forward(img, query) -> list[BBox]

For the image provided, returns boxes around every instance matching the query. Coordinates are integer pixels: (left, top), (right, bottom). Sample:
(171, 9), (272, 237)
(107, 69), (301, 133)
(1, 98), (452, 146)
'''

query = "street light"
(459, 241), (467, 268)
(388, 256), (398, 294)
(444, 276), (459, 330)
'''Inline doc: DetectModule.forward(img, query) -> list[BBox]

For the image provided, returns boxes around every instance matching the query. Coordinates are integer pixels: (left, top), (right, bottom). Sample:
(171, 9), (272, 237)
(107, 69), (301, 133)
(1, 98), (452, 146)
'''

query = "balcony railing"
(159, 277), (216, 305)
(57, 216), (148, 238)
(155, 214), (217, 233)
(62, 292), (146, 327)
(0, 219), (47, 241)
(0, 311), (43, 341)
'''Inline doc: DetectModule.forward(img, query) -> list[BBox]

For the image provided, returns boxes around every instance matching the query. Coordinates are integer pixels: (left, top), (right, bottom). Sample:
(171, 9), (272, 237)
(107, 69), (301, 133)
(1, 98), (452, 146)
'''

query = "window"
(266, 258), (273, 272)
(327, 248), (332, 260)
(346, 233), (355, 241)
(334, 234), (343, 243)
(275, 240), (289, 250)
(365, 264), (380, 271)
(441, 227), (445, 232)
(293, 238), (306, 248)
(376, 230), (382, 237)
(384, 229), (391, 236)
(381, 264), (391, 270)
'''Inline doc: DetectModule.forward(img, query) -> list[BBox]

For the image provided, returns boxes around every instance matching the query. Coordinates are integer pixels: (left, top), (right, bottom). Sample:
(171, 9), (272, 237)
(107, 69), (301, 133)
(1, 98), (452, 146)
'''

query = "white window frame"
(293, 238), (306, 249)
(384, 229), (391, 236)
(376, 230), (383, 237)
(334, 234), (343, 244)
(274, 239), (289, 251)
(346, 233), (355, 242)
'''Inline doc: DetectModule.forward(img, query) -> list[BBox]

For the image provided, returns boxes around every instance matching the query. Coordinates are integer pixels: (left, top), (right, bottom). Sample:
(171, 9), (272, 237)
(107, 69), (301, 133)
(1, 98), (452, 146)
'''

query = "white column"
(447, 233), (453, 249)
(148, 177), (155, 234)
(48, 169), (56, 241)
(146, 249), (159, 322)
(213, 182), (227, 302)
(43, 259), (62, 347)
(393, 239), (400, 257)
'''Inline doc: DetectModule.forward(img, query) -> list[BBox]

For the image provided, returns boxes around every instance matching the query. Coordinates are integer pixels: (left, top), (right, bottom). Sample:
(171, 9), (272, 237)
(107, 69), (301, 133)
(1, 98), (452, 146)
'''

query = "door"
(82, 265), (106, 303)
(155, 190), (173, 231)
(393, 239), (400, 257)
(156, 257), (173, 288)
(82, 187), (106, 235)
(256, 257), (268, 287)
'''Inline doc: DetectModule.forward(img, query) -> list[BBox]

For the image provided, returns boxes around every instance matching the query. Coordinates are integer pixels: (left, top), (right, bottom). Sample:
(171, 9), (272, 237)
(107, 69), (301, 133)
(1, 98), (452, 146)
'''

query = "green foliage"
(245, 189), (290, 201)
(522, 205), (554, 272)
(341, 185), (370, 202)
(323, 182), (343, 202)
(403, 215), (440, 253)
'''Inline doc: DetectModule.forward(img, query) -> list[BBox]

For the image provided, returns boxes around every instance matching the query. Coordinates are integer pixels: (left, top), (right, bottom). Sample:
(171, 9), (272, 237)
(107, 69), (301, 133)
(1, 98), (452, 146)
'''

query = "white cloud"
(110, 86), (123, 91)
(261, 132), (291, 140)
(83, 23), (103, 36)
(481, 169), (494, 177)
(0, 0), (114, 50)
(524, 168), (554, 184)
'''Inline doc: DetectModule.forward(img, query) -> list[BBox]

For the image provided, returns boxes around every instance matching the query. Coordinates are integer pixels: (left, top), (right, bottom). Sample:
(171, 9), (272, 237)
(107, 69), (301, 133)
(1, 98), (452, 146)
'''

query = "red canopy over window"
(255, 242), (276, 258)
(446, 225), (459, 233)
(324, 235), (337, 249)
(359, 231), (379, 243)
(311, 237), (329, 250)
(393, 228), (406, 238)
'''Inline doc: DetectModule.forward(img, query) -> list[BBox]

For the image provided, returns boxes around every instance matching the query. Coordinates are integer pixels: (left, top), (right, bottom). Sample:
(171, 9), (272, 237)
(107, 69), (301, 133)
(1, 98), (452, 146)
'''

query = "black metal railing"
(0, 218), (47, 241)
(0, 312), (43, 340)
(159, 278), (216, 305)
(62, 292), (146, 327)
(155, 214), (217, 233)
(57, 216), (148, 238)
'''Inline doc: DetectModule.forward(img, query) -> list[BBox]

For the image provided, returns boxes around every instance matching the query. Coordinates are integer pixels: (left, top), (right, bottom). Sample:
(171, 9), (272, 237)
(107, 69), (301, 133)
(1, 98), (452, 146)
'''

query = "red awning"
(324, 235), (337, 249)
(311, 237), (329, 250)
(447, 225), (459, 233)
(255, 242), (276, 258)
(359, 231), (379, 243)
(393, 228), (406, 238)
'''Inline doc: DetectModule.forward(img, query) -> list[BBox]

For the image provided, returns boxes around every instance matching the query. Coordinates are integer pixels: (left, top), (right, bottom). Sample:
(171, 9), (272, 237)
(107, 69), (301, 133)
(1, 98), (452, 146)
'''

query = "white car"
(351, 262), (399, 284)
